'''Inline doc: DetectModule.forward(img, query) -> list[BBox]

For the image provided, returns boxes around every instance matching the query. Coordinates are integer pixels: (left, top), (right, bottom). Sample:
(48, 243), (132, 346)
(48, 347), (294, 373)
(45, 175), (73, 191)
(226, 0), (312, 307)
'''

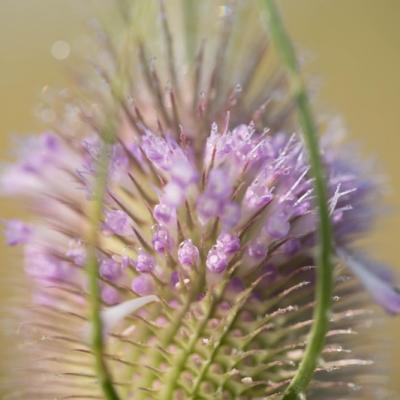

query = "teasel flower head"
(1, 1), (399, 399)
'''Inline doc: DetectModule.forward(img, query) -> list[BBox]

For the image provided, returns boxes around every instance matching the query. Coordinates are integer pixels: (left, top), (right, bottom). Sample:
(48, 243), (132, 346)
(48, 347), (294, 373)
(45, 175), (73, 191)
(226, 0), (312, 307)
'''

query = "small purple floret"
(134, 251), (156, 273)
(153, 203), (175, 225)
(206, 247), (229, 273)
(248, 241), (268, 260)
(100, 258), (122, 281)
(131, 274), (155, 296)
(20, 133), (61, 174)
(104, 210), (131, 236)
(25, 245), (69, 282)
(282, 239), (301, 256)
(216, 233), (240, 255)
(178, 239), (199, 268)
(245, 184), (274, 209)
(221, 202), (241, 230)
(197, 167), (234, 223)
(169, 157), (198, 187)
(4, 220), (32, 246)
(163, 181), (185, 207)
(111, 144), (129, 172)
(197, 195), (223, 222)
(66, 241), (86, 266)
(206, 168), (232, 201)
(101, 285), (121, 305)
(152, 226), (171, 253)
(265, 213), (291, 239)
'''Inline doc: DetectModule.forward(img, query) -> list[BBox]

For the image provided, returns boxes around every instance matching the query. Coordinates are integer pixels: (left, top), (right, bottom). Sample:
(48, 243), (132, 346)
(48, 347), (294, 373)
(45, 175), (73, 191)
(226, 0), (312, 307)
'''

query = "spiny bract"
(1, 1), (398, 399)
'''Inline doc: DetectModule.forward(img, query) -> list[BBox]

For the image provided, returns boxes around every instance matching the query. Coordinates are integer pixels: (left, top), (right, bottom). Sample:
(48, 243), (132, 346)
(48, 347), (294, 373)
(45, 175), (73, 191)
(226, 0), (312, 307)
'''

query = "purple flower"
(248, 241), (268, 260)
(0, 133), (64, 196)
(20, 133), (61, 174)
(216, 233), (240, 255)
(205, 168), (232, 201)
(24, 244), (70, 282)
(104, 210), (132, 236)
(220, 202), (241, 230)
(282, 239), (301, 256)
(111, 144), (129, 172)
(152, 226), (172, 253)
(100, 258), (122, 281)
(338, 249), (400, 315)
(153, 203), (175, 225)
(126, 142), (144, 163)
(163, 181), (186, 207)
(3, 111), (396, 323)
(4, 220), (32, 246)
(134, 251), (156, 273)
(121, 255), (133, 269)
(131, 274), (155, 296)
(196, 195), (223, 222)
(169, 156), (198, 187)
(4, 121), (393, 317)
(141, 131), (170, 169)
(197, 168), (234, 223)
(66, 241), (86, 266)
(101, 285), (121, 305)
(244, 181), (274, 209)
(265, 212), (291, 239)
(206, 247), (229, 273)
(178, 239), (199, 268)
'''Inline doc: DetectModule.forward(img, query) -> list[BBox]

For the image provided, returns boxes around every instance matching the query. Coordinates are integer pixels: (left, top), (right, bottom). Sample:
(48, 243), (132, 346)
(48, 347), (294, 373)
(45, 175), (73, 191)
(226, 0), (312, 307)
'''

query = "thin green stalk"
(86, 136), (121, 400)
(262, 1), (334, 399)
(182, 0), (197, 62)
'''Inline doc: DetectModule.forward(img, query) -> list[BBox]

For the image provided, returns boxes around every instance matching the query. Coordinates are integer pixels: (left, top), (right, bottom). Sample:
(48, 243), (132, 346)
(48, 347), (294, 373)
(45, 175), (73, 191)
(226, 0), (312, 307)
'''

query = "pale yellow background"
(0, 0), (399, 396)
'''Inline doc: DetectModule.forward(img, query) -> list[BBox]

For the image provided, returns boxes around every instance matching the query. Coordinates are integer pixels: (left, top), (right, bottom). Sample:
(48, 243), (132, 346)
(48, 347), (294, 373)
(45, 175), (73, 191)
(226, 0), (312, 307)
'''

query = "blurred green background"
(0, 0), (399, 396)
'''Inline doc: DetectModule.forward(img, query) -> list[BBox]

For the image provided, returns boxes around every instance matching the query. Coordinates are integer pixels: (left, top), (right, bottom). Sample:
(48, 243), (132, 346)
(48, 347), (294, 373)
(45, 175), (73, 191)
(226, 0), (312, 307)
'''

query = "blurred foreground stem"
(262, 1), (334, 399)
(86, 135), (121, 400)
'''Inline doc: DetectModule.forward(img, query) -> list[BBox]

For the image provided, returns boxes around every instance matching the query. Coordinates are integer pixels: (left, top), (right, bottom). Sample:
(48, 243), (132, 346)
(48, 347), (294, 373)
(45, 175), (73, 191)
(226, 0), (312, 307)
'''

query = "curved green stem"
(86, 136), (121, 400)
(262, 1), (334, 399)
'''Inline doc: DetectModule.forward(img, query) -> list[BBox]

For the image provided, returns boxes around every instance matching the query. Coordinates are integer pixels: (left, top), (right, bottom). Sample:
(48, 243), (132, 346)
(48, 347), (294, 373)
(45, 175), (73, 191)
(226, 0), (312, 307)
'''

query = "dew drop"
(326, 310), (332, 321)
(228, 368), (239, 376)
(51, 40), (71, 60)
(348, 382), (361, 391)
(241, 376), (253, 384)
